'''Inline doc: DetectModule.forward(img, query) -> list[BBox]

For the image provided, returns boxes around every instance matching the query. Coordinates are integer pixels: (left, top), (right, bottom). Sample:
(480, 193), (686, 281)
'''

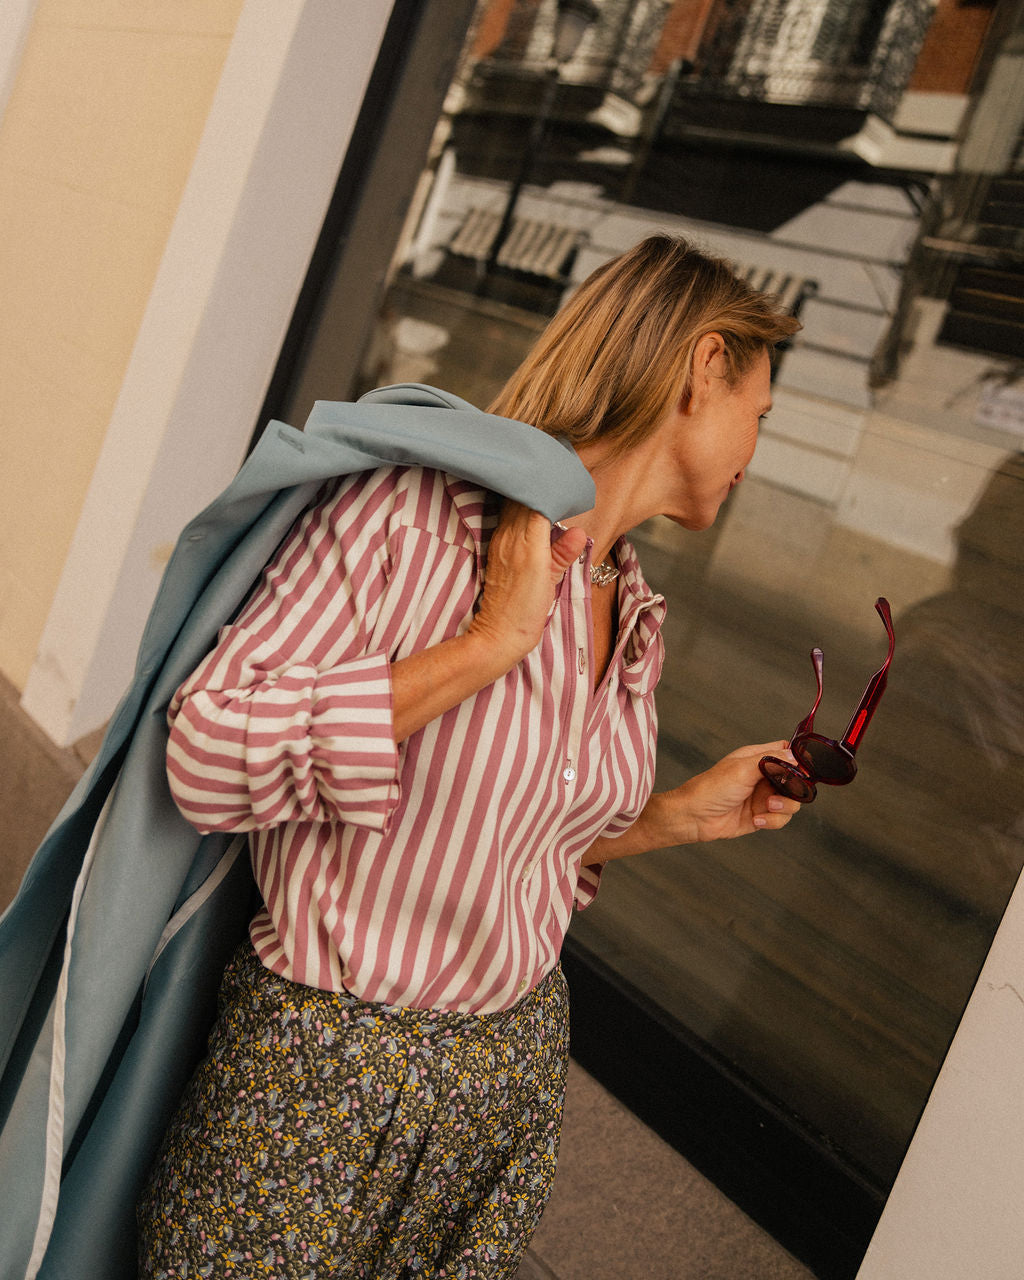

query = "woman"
(138, 235), (802, 1278)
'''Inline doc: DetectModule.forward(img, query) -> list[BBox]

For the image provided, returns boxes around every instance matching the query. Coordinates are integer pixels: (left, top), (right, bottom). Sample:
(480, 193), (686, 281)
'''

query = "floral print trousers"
(137, 943), (570, 1279)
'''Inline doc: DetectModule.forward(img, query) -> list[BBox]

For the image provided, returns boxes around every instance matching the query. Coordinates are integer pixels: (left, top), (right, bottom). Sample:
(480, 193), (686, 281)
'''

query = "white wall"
(857, 863), (1024, 1279)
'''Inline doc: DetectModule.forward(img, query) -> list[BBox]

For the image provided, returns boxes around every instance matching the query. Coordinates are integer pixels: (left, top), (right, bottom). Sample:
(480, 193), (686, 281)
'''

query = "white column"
(856, 865), (1024, 1280)
(21, 0), (394, 745)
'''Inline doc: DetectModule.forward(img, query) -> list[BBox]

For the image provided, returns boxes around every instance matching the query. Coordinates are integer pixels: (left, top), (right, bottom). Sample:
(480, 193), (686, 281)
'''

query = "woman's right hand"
(388, 503), (587, 744)
(468, 501), (588, 670)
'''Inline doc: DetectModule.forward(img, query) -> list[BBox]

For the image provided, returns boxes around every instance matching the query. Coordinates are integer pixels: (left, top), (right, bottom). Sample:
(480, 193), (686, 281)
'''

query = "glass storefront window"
(281, 0), (1023, 1254)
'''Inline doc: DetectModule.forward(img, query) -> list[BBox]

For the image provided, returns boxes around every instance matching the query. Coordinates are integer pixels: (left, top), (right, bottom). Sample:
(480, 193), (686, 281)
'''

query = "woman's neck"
(565, 435), (663, 564)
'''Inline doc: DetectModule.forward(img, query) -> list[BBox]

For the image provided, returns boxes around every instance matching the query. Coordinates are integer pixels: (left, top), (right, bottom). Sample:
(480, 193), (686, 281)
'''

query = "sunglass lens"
(794, 737), (857, 785)
(759, 756), (817, 803)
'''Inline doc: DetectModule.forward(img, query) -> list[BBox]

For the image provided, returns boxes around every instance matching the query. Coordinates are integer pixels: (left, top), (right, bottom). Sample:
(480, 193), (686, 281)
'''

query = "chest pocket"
(373, 525), (480, 657)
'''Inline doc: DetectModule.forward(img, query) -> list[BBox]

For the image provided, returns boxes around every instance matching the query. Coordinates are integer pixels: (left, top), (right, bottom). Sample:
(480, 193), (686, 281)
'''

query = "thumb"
(550, 523), (588, 572)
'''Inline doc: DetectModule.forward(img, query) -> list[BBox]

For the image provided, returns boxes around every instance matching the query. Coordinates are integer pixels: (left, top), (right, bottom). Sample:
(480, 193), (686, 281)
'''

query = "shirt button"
(563, 764), (576, 782)
(518, 979), (528, 993)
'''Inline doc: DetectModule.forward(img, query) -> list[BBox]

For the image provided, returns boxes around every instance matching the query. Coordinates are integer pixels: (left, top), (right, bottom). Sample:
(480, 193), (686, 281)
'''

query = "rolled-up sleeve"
(168, 654), (400, 833)
(166, 470), (410, 835)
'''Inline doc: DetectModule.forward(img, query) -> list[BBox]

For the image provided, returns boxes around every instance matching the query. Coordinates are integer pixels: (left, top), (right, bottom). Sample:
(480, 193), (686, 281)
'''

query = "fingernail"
(753, 816), (767, 828)
(768, 797), (785, 812)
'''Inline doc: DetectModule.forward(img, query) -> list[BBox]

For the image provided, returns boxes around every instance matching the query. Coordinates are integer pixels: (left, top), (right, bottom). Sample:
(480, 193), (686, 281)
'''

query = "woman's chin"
(668, 509), (718, 533)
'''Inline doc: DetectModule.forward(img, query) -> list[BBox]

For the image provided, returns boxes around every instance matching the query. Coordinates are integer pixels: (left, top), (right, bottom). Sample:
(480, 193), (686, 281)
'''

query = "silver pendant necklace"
(553, 523), (619, 586)
(590, 559), (619, 587)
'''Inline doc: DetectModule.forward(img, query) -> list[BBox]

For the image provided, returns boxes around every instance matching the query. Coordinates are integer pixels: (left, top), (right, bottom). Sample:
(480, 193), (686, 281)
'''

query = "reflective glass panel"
(346, 0), (1024, 1192)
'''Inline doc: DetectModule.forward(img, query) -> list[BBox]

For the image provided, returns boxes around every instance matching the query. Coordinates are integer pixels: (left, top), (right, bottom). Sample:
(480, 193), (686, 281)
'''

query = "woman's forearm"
(582, 742), (801, 867)
(389, 629), (518, 744)
(582, 791), (694, 867)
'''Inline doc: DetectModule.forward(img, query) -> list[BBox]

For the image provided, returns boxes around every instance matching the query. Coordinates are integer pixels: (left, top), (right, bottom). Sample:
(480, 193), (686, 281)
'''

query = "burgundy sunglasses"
(758, 597), (895, 804)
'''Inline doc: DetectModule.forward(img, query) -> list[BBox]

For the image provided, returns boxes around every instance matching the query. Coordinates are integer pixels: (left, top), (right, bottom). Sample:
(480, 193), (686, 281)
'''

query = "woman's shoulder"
(319, 464), (494, 551)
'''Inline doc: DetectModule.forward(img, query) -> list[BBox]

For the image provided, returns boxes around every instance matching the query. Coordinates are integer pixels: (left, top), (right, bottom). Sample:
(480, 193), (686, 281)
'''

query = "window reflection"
(349, 0), (1022, 1192)
(585, 443), (1024, 1184)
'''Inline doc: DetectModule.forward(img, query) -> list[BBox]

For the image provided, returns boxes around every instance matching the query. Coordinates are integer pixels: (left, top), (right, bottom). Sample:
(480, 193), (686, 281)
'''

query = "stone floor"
(517, 1060), (813, 1280)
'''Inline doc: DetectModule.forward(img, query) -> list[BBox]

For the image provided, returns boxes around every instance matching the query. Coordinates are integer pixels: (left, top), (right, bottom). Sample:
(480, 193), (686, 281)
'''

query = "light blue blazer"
(0, 385), (595, 1280)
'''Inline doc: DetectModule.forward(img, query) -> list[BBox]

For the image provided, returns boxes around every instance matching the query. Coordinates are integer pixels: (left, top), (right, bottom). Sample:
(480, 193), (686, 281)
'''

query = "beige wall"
(0, 0), (244, 690)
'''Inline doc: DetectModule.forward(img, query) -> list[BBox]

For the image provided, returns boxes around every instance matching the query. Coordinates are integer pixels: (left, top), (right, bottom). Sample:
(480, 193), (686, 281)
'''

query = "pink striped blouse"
(167, 465), (665, 1013)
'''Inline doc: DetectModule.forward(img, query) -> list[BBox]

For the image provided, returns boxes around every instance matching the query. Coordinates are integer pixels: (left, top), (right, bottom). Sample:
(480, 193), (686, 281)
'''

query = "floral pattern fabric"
(137, 944), (570, 1279)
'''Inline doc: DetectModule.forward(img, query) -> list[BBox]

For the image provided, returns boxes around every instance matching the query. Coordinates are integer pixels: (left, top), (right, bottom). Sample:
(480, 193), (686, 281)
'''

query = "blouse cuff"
(307, 652), (401, 830)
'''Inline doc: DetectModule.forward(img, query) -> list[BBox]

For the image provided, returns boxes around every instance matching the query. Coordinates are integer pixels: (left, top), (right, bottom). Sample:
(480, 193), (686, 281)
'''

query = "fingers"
(477, 503), (590, 664)
(716, 743), (802, 831)
(745, 742), (802, 829)
(550, 521), (588, 573)
(752, 788), (802, 830)
(752, 770), (802, 829)
(497, 502), (588, 577)
(726, 739), (794, 762)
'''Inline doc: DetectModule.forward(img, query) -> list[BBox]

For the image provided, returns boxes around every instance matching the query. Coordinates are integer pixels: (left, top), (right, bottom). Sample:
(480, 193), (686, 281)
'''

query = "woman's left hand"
(665, 740), (802, 843)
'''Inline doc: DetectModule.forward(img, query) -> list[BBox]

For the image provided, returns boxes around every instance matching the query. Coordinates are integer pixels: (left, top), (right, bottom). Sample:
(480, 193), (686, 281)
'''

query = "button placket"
(521, 560), (590, 890)
(563, 566), (591, 788)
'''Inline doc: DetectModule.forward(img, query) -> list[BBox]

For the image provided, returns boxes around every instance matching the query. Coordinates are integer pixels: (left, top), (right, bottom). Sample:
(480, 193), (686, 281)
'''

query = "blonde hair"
(488, 234), (800, 453)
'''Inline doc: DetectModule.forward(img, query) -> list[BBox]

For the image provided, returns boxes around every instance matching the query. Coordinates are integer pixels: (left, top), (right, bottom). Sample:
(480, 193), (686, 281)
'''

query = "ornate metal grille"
(719, 0), (937, 119)
(498, 0), (675, 99)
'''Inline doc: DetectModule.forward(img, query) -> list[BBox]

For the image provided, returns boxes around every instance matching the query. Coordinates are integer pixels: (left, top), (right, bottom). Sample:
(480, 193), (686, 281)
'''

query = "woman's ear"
(681, 332), (727, 415)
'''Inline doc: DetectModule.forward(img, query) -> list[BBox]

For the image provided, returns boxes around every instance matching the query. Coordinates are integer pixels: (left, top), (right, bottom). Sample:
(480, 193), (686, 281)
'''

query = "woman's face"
(653, 345), (773, 532)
